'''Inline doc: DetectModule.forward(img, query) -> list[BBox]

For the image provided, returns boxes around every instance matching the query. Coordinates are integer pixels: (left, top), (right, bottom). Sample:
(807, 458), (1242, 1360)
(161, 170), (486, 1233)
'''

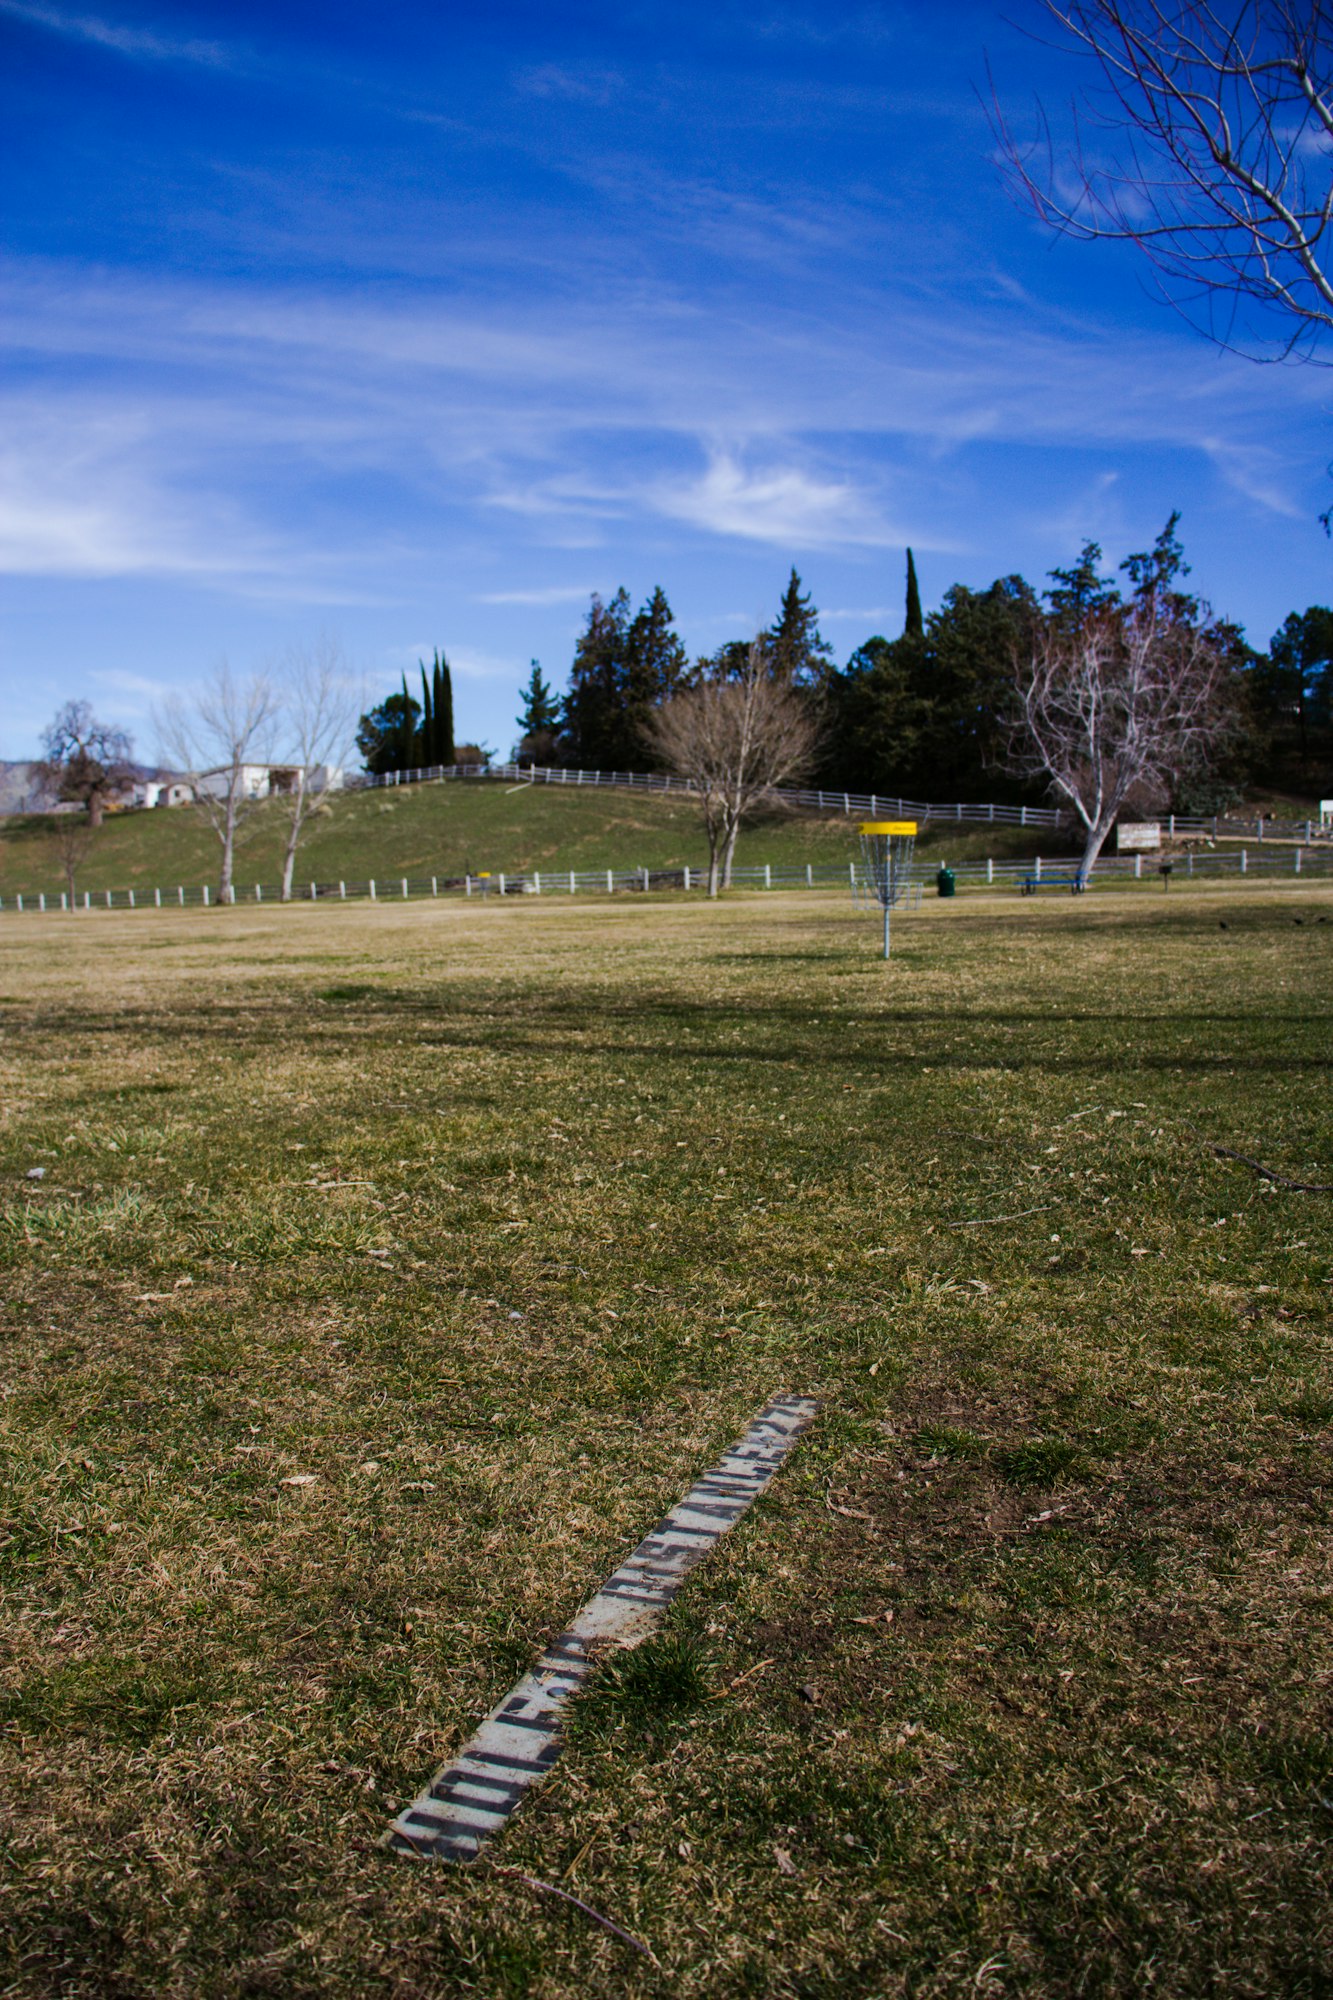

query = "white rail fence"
(358, 759), (1067, 829)
(3, 843), (1331, 915)
(360, 763), (1333, 841)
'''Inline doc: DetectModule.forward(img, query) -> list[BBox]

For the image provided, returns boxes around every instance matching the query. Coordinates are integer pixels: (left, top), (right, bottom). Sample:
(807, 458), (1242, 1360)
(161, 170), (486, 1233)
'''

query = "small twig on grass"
(562, 1835), (596, 1881)
(491, 1864), (658, 1963)
(947, 1204), (1055, 1229)
(1208, 1145), (1333, 1194)
(710, 1656), (775, 1700)
(825, 1483), (873, 1520)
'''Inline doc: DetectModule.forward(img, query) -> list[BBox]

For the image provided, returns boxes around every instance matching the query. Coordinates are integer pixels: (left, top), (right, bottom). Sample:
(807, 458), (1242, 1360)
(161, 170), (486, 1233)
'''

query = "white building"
(134, 778), (195, 809)
(146, 763), (345, 806)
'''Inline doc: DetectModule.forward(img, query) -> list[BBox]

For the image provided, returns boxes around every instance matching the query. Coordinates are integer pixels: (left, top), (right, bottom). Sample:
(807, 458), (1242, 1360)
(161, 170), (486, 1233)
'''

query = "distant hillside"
(0, 777), (1050, 900)
(0, 758), (176, 819)
(0, 762), (47, 814)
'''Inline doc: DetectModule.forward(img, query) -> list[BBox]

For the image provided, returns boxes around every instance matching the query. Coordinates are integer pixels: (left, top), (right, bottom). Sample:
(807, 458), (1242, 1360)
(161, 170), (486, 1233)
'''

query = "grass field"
(0, 781), (1051, 901)
(1, 885), (1330, 1998)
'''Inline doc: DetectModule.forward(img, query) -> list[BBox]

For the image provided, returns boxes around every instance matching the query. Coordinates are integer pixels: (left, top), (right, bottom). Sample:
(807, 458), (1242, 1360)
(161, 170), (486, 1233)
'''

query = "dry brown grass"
(0, 885), (1330, 1996)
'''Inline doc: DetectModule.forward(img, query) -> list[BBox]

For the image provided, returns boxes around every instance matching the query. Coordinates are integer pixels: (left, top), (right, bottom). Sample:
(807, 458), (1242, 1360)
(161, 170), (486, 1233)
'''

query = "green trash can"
(936, 864), (956, 899)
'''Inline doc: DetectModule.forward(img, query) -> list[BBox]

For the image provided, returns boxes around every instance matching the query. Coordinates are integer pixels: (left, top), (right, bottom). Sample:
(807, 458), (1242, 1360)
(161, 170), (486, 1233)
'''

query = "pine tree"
(768, 569), (833, 686)
(561, 590), (632, 768)
(515, 661), (561, 762)
(624, 586), (688, 764)
(356, 688), (421, 774)
(905, 548), (923, 640)
(516, 660), (559, 736)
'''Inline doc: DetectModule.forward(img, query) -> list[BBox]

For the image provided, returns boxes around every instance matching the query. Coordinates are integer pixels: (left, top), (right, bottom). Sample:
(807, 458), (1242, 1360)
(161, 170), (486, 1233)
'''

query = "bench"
(1020, 871), (1086, 896)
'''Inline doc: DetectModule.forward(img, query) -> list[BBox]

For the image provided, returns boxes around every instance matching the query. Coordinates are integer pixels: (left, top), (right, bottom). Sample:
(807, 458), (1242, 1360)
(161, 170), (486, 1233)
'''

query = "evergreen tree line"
(358, 546), (1333, 801)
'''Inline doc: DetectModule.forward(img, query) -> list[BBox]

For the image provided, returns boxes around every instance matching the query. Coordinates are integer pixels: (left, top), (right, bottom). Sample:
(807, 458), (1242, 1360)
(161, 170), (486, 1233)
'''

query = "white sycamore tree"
(1008, 517), (1240, 879)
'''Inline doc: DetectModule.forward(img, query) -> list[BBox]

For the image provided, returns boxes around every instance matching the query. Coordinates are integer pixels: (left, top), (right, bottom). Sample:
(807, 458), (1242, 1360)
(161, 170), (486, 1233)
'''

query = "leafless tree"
(36, 701), (134, 827)
(156, 662), (280, 903)
(993, 2), (1333, 359)
(52, 810), (95, 902)
(1009, 571), (1232, 878)
(274, 636), (360, 901)
(645, 643), (818, 896)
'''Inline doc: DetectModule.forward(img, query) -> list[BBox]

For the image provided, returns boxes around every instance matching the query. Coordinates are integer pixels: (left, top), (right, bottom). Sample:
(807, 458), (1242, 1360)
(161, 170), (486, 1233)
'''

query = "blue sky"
(3, 0), (1331, 763)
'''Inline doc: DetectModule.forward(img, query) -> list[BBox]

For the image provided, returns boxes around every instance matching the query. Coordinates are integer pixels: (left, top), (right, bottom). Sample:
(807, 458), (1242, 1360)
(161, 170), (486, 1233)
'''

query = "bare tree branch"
(36, 701), (134, 829)
(156, 663), (280, 902)
(1007, 540), (1232, 877)
(645, 643), (818, 896)
(52, 810), (95, 902)
(992, 2), (1333, 359)
(273, 636), (360, 901)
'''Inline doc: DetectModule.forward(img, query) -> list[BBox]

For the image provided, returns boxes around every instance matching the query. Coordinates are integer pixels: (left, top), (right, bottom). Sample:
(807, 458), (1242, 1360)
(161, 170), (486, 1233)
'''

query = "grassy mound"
(0, 779), (1052, 899)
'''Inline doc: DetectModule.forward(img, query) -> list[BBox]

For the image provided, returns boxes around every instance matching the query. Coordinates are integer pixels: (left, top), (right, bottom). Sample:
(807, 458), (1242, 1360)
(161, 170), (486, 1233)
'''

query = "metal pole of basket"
(857, 821), (917, 959)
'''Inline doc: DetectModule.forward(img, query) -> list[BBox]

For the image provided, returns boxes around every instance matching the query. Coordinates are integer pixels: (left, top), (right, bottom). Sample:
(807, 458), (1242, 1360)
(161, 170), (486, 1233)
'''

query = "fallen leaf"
(279, 1474), (317, 1487)
(773, 1846), (797, 1876)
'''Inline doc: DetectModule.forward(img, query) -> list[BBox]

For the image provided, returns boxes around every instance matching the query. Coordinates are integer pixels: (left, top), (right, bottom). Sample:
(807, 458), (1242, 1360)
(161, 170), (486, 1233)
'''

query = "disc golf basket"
(855, 820), (918, 958)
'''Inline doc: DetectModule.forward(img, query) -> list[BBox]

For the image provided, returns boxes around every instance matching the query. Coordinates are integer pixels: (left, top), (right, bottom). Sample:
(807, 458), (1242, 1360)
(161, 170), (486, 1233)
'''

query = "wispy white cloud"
(446, 645), (525, 683)
(0, 0), (234, 65)
(475, 584), (598, 605)
(88, 665), (179, 700)
(514, 62), (625, 105)
(651, 452), (895, 548)
(1199, 439), (1307, 518)
(0, 252), (1322, 596)
(739, 5), (898, 48)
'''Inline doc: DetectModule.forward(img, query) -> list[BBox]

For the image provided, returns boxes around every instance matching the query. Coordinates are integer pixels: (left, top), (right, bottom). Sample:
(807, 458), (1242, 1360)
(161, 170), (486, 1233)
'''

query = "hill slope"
(0, 777), (1050, 899)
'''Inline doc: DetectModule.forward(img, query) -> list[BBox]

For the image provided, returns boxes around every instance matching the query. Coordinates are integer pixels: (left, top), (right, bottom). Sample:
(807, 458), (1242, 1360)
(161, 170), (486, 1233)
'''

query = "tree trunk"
(219, 790), (238, 903)
(280, 785), (305, 902)
(720, 811), (742, 889)
(88, 792), (103, 829)
(706, 832), (721, 898)
(1077, 813), (1117, 883)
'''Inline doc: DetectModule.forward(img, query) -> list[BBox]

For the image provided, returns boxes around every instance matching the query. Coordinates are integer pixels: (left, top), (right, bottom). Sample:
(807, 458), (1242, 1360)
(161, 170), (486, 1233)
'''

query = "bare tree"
(274, 636), (360, 901)
(993, 2), (1333, 359)
(645, 643), (818, 896)
(52, 811), (95, 902)
(156, 663), (280, 903)
(36, 701), (134, 828)
(1008, 522), (1234, 878)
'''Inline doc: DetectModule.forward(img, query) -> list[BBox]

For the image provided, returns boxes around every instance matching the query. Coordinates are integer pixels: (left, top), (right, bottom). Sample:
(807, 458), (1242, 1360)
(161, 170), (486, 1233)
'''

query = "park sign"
(1117, 821), (1161, 852)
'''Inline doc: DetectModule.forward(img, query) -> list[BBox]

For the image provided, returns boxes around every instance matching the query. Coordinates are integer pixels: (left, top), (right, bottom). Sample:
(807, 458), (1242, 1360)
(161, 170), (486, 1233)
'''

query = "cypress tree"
(905, 548), (924, 640)
(432, 650), (455, 764)
(419, 663), (434, 765)
(398, 673), (420, 769)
